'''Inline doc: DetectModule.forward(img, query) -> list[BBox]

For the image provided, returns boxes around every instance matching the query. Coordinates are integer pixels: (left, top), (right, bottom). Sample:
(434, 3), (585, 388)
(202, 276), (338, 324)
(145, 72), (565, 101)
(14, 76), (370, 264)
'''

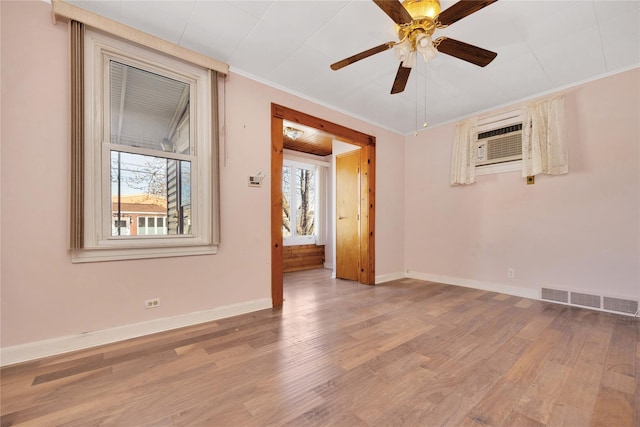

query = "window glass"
(282, 161), (316, 243)
(282, 165), (291, 238)
(109, 61), (190, 154)
(295, 168), (315, 237)
(111, 151), (176, 236)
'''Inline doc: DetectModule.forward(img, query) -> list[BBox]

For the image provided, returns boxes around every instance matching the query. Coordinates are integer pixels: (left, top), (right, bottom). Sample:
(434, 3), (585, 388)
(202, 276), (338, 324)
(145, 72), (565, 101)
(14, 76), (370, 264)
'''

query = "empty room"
(1, 0), (638, 425)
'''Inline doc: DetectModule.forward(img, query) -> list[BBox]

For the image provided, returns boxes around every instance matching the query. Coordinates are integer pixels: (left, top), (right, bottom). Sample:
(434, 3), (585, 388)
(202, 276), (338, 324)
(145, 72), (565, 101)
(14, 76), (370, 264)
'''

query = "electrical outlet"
(145, 298), (160, 309)
(507, 268), (515, 279)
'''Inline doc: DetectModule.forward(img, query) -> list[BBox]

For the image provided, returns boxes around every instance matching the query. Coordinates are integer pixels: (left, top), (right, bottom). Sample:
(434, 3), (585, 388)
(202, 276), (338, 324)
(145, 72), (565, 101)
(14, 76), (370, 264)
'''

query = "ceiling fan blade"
(435, 37), (497, 67)
(390, 64), (412, 94)
(330, 42), (395, 70)
(437, 0), (497, 27)
(373, 0), (413, 25)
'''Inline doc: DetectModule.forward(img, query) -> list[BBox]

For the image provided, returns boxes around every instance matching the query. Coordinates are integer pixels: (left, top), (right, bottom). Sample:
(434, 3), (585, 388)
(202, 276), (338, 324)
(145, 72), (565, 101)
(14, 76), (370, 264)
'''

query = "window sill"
(71, 244), (217, 263)
(283, 237), (316, 247)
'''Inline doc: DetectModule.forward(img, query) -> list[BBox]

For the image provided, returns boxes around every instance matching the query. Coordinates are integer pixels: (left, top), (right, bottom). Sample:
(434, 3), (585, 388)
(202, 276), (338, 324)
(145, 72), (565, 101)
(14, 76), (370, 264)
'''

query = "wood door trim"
(271, 104), (376, 307)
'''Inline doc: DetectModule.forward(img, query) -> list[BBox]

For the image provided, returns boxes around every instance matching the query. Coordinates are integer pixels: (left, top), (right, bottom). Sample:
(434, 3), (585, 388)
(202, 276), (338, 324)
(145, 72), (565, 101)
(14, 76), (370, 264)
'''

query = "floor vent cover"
(570, 292), (601, 308)
(541, 288), (568, 303)
(542, 288), (637, 315)
(603, 297), (638, 315)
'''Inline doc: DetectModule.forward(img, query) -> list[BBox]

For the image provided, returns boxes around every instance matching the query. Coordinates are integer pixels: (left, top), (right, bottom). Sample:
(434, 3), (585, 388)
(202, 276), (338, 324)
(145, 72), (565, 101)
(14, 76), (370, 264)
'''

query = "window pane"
(282, 165), (291, 238)
(295, 168), (315, 237)
(166, 160), (192, 235)
(110, 61), (190, 154)
(180, 162), (191, 234)
(111, 151), (171, 236)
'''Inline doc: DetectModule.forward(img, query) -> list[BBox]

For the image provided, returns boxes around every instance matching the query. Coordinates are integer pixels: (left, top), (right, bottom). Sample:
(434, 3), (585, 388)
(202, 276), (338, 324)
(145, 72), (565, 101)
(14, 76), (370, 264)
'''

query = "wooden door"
(336, 150), (360, 281)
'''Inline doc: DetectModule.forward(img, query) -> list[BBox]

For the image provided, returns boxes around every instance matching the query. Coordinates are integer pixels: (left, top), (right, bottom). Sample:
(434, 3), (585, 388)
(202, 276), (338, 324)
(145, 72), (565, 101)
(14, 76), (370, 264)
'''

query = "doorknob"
(338, 216), (346, 220)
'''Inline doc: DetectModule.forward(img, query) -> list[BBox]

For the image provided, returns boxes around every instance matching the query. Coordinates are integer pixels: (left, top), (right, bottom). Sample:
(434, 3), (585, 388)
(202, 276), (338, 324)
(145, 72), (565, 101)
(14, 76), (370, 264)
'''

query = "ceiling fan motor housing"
(402, 0), (441, 20)
(398, 18), (437, 50)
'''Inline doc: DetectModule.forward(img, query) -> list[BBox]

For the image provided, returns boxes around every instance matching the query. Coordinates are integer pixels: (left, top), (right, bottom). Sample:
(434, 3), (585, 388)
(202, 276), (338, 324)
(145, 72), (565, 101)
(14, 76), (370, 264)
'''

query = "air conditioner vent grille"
(478, 123), (523, 139)
(476, 123), (523, 166)
(486, 133), (522, 161)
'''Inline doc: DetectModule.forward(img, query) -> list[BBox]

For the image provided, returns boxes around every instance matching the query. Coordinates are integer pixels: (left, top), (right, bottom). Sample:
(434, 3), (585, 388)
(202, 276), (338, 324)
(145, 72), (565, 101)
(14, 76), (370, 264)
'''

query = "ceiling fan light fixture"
(402, 0), (441, 20)
(283, 126), (304, 140)
(393, 40), (411, 62)
(416, 34), (438, 62)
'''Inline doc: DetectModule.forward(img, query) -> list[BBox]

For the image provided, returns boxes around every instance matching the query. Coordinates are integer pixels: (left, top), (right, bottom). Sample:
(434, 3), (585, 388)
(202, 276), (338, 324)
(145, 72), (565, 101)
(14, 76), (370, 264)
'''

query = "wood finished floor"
(1, 269), (638, 426)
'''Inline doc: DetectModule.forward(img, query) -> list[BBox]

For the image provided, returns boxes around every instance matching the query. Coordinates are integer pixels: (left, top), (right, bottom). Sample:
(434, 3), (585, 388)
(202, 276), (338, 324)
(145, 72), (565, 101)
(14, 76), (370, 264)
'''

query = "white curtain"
(522, 96), (568, 177)
(450, 117), (478, 185)
(314, 165), (328, 245)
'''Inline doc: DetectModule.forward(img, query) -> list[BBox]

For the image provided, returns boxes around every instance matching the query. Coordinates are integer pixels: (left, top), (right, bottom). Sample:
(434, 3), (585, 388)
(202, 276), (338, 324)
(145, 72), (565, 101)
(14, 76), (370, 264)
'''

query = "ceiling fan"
(330, 0), (498, 94)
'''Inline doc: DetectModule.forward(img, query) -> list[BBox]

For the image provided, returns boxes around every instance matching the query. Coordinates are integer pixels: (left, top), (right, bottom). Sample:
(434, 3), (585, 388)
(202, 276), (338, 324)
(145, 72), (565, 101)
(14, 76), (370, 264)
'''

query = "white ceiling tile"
(227, 18), (306, 75)
(267, 45), (334, 92)
(599, 11), (640, 70)
(519, 1), (599, 51)
(259, 1), (349, 44)
(67, 0), (123, 20)
(224, 0), (274, 20)
(594, 0), (640, 23)
(534, 26), (607, 86)
(485, 52), (553, 100)
(118, 1), (196, 44)
(180, 1), (259, 62)
(305, 1), (397, 61)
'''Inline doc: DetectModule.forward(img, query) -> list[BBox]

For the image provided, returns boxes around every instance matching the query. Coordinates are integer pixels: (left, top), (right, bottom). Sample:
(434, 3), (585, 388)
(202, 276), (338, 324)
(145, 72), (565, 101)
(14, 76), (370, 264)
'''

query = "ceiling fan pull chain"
(424, 68), (428, 128)
(414, 64), (419, 136)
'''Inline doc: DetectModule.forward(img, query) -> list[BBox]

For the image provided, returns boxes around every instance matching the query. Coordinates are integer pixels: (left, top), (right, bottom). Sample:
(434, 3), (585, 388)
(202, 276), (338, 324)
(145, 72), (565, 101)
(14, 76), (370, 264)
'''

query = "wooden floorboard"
(1, 269), (638, 426)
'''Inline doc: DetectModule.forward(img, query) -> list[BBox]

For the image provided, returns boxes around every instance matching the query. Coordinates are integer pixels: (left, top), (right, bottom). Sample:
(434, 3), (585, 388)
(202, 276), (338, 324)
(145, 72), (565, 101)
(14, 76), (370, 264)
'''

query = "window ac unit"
(476, 123), (523, 166)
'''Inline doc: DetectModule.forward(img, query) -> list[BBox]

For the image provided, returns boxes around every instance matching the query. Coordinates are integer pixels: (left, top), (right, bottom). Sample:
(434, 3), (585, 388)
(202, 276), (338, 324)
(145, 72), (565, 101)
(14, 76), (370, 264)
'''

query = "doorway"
(270, 104), (376, 307)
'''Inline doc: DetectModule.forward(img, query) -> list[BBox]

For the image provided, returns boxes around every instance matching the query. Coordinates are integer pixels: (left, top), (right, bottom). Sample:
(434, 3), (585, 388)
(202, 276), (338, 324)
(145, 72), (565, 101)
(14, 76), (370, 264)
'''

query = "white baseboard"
(0, 298), (272, 367)
(375, 271), (406, 284)
(406, 271), (540, 299)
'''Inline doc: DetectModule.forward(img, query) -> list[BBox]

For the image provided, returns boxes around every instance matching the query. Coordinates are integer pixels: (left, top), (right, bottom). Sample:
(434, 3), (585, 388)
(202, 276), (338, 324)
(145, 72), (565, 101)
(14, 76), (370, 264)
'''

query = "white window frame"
(72, 29), (217, 263)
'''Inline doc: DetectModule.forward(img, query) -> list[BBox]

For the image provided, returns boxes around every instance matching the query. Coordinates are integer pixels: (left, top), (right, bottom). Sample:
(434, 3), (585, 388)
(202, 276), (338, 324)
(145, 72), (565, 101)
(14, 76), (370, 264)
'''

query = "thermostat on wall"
(248, 172), (264, 187)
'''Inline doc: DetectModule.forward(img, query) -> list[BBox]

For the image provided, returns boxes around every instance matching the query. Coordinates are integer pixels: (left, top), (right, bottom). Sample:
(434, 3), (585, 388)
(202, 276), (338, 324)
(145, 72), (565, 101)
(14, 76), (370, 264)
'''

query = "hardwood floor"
(1, 269), (638, 426)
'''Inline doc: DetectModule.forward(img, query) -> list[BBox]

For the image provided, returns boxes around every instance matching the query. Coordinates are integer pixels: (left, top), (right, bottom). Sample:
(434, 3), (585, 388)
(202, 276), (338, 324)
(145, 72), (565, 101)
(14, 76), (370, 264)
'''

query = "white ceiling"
(67, 0), (640, 135)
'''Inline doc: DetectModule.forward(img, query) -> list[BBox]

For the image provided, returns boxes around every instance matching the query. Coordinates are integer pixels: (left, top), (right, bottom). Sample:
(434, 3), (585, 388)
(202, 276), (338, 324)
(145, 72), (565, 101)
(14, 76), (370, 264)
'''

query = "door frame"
(271, 104), (376, 307)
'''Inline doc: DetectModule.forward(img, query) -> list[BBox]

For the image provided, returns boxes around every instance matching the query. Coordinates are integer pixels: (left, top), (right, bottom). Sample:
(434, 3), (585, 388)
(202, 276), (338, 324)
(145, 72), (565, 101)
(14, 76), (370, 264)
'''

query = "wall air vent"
(603, 297), (638, 315)
(541, 288), (568, 303)
(541, 287), (638, 316)
(476, 123), (522, 166)
(570, 292), (601, 308)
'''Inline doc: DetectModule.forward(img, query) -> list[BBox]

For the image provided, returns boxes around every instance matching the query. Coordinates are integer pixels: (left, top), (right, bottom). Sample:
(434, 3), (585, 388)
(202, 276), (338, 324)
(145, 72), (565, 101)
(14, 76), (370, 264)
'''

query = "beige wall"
(0, 1), (405, 348)
(405, 68), (640, 301)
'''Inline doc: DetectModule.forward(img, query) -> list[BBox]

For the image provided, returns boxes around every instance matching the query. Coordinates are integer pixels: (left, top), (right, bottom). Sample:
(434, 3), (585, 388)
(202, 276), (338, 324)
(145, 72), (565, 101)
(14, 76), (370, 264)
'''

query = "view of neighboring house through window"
(282, 159), (316, 245)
